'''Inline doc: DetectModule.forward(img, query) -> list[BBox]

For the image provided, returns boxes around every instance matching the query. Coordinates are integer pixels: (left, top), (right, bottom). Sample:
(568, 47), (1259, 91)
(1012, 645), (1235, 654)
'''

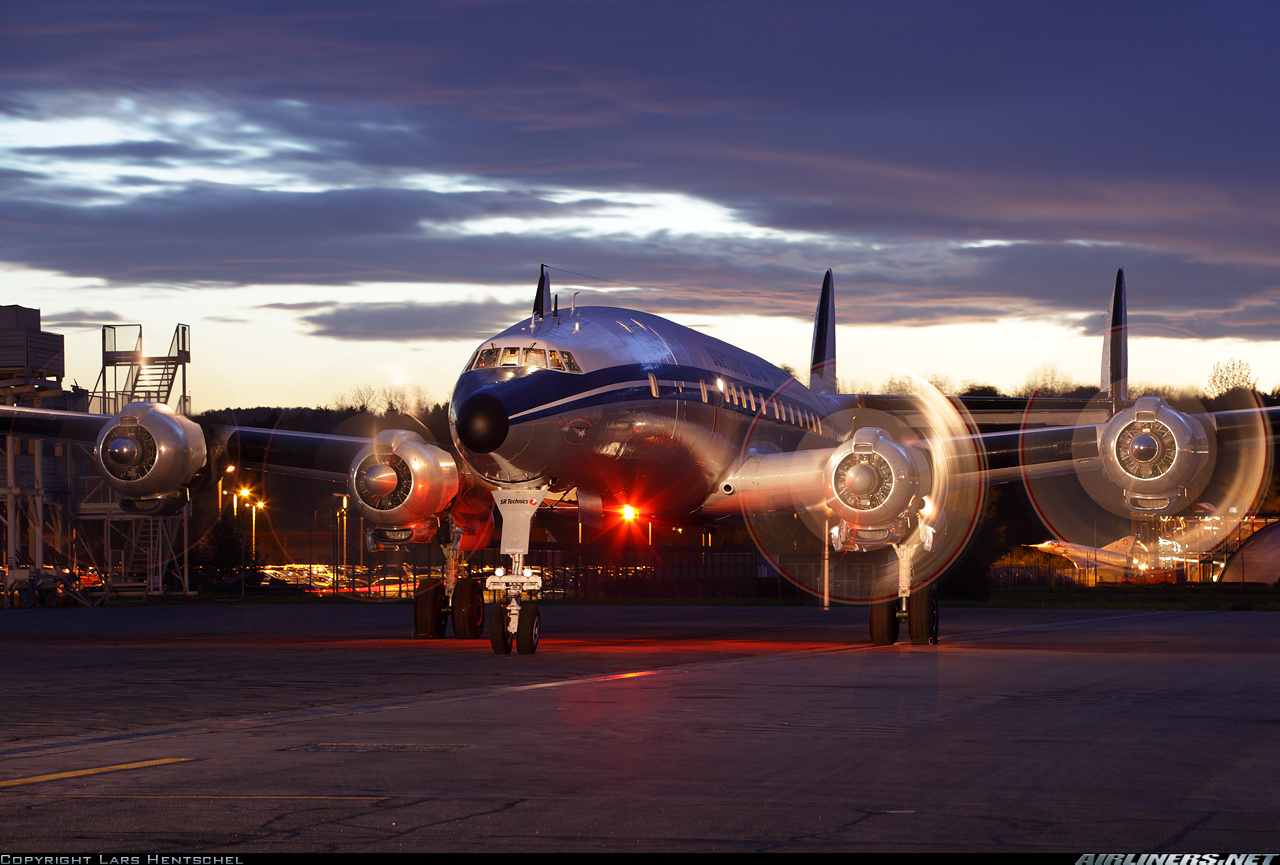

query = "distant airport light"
(622, 505), (638, 521)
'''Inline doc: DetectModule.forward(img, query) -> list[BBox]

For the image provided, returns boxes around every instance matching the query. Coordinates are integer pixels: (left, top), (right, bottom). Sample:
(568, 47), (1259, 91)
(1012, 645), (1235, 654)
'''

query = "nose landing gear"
(486, 553), (542, 655)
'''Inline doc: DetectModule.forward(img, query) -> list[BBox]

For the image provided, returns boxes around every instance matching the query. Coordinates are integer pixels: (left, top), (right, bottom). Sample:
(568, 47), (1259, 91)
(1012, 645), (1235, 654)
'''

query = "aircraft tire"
(489, 604), (512, 654)
(452, 578), (485, 639)
(908, 586), (939, 646)
(414, 580), (448, 639)
(869, 599), (899, 645)
(516, 603), (540, 655)
(14, 586), (36, 609)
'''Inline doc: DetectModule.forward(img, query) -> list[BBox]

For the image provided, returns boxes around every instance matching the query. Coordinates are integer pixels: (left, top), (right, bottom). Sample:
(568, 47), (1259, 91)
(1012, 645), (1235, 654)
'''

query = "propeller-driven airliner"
(2, 268), (1273, 652)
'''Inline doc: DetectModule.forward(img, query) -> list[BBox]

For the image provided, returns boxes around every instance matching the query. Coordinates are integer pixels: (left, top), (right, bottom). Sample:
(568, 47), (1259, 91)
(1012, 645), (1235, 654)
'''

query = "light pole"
(237, 488), (251, 599)
(251, 501), (264, 560)
(333, 493), (348, 594)
(216, 465), (236, 520)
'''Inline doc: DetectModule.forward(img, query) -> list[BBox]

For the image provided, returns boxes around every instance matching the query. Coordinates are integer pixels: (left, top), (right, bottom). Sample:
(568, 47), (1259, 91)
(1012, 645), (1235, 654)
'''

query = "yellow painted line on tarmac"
(0, 758), (192, 788)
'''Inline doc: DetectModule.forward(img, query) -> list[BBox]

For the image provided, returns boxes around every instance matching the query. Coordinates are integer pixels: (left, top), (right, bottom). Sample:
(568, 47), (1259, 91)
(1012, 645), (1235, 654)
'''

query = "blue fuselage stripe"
(462, 362), (827, 426)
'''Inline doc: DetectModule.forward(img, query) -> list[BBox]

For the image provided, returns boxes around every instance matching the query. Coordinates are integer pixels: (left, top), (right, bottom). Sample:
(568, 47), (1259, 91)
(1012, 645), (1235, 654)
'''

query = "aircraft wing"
(0, 402), (467, 531)
(704, 393), (1278, 554)
(0, 402), (368, 484)
(0, 404), (115, 445)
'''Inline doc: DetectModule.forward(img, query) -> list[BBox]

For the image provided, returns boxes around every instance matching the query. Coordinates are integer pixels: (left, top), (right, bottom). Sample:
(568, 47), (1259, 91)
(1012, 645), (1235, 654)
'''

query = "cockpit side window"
(561, 351), (583, 373)
(547, 350), (566, 371)
(474, 348), (500, 369)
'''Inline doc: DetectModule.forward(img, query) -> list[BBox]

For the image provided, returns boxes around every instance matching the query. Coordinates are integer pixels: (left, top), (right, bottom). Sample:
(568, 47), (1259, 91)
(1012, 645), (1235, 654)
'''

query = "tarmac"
(1, 603), (1279, 853)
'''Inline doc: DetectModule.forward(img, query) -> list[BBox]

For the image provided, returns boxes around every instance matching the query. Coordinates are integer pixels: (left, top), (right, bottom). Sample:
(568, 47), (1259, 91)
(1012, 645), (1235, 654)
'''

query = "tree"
(960, 382), (1003, 397)
(1206, 359), (1256, 398)
(1013, 364), (1084, 398)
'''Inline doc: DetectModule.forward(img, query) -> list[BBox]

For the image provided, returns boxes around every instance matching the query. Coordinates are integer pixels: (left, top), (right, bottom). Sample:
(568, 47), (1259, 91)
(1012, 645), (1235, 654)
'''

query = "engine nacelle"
(95, 402), (207, 499)
(348, 430), (460, 527)
(824, 427), (932, 548)
(1094, 396), (1212, 515)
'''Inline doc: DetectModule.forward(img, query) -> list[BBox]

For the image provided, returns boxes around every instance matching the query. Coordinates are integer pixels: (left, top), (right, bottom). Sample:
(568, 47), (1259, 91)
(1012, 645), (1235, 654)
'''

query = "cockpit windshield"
(467, 345), (583, 373)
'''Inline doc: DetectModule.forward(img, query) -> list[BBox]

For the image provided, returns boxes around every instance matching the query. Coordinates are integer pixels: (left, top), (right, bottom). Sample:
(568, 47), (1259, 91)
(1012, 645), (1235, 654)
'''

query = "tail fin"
(533, 264), (551, 319)
(809, 269), (837, 394)
(1101, 268), (1128, 412)
(1101, 535), (1136, 554)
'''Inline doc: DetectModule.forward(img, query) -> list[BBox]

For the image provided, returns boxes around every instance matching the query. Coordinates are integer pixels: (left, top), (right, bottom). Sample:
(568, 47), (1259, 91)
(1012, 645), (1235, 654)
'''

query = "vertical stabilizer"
(533, 264), (551, 319)
(809, 269), (837, 394)
(1102, 535), (1136, 555)
(1101, 268), (1128, 412)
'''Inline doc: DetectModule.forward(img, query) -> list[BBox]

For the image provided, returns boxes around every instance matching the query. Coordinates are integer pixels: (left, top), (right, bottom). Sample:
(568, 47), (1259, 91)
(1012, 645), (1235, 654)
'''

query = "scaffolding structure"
(1, 309), (194, 605)
(81, 323), (193, 595)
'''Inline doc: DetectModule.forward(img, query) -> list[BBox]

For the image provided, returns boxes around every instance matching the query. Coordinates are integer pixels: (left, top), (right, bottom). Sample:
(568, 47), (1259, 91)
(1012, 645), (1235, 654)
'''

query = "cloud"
(41, 308), (125, 328)
(3, 2), (1280, 350)
(300, 300), (528, 341)
(257, 301), (337, 311)
(15, 140), (239, 164)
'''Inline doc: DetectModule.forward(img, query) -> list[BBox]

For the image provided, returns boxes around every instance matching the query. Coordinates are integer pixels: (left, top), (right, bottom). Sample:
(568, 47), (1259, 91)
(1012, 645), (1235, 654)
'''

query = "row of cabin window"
(644, 374), (822, 434)
(468, 346), (583, 373)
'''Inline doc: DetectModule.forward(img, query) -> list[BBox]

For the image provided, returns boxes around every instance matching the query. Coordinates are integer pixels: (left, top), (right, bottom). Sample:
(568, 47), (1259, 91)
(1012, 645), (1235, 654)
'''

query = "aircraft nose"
(455, 392), (509, 454)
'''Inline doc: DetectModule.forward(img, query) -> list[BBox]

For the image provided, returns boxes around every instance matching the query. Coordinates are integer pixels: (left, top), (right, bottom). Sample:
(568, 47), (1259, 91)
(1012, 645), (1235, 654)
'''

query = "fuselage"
(449, 305), (838, 520)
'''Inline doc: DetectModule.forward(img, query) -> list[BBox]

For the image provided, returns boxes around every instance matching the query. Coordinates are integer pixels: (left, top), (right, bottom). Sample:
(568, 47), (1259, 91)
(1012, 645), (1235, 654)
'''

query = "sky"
(4, 1), (1280, 411)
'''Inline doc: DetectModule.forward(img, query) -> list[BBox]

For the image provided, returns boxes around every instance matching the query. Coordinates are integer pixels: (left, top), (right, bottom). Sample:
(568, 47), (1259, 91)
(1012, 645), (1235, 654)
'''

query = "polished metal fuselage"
(449, 306), (838, 519)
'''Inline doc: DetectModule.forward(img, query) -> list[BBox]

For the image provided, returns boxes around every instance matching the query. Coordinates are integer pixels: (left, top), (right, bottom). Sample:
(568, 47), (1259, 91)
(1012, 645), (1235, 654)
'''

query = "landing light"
(622, 505), (637, 521)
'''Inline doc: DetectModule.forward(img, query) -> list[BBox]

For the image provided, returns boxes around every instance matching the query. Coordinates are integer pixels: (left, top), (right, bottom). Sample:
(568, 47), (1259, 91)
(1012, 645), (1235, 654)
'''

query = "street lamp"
(251, 501), (265, 559)
(333, 493), (348, 593)
(216, 465), (235, 518)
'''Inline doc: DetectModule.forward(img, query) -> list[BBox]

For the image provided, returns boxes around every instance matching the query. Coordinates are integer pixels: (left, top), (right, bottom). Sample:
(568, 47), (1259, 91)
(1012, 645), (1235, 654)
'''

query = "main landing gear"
(868, 585), (939, 646)
(868, 535), (940, 646)
(413, 576), (485, 640)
